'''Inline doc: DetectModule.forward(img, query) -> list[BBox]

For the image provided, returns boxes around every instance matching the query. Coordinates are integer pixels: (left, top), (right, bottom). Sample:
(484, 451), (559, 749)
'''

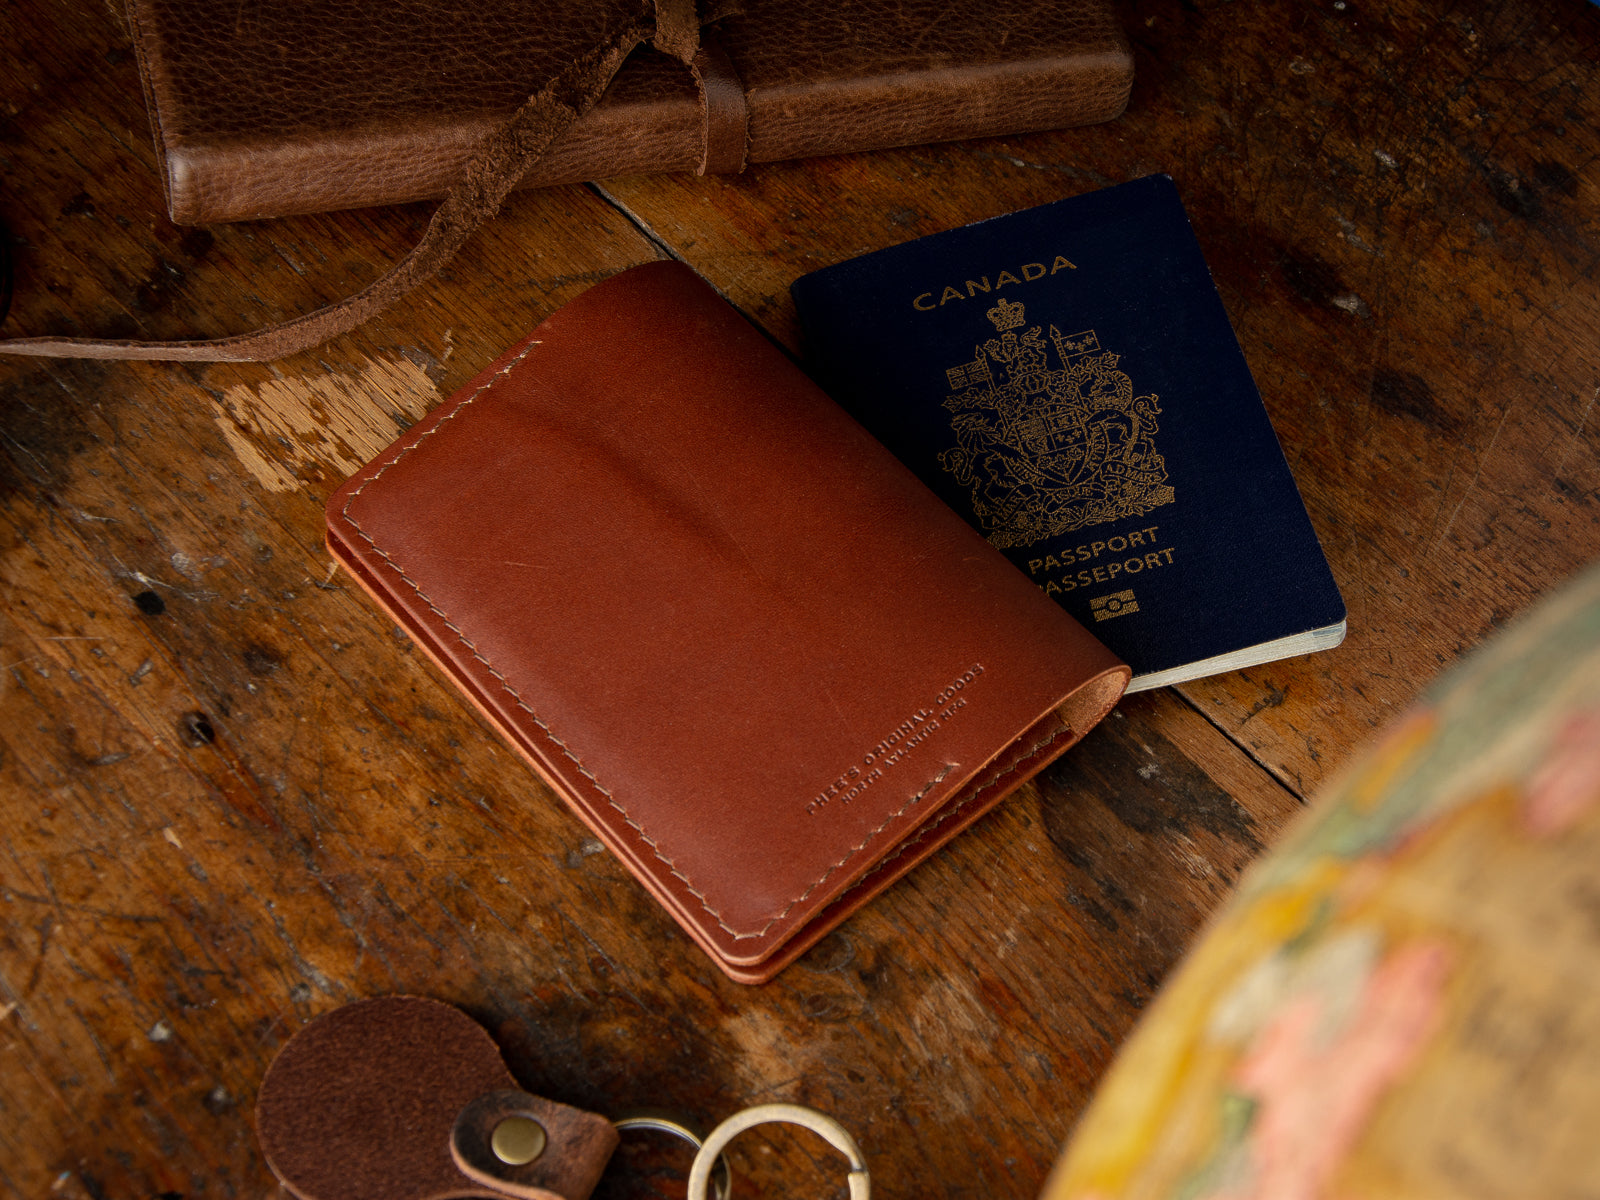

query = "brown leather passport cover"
(325, 261), (1128, 982)
(127, 0), (1134, 224)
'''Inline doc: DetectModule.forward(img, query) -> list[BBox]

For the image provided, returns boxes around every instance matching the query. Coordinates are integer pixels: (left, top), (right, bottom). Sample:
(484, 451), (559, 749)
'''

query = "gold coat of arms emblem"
(939, 299), (1175, 549)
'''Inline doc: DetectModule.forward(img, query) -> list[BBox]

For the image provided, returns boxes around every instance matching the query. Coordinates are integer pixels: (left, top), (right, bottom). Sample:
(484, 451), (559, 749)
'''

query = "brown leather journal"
(325, 262), (1128, 982)
(128, 0), (1134, 225)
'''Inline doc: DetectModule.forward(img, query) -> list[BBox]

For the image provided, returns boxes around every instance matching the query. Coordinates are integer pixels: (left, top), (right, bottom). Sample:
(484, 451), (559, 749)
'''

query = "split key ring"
(685, 1103), (871, 1200)
(613, 1112), (733, 1200)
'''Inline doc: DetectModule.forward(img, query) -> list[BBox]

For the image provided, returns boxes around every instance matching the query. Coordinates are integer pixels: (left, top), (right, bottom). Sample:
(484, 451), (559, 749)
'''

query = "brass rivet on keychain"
(491, 1116), (547, 1166)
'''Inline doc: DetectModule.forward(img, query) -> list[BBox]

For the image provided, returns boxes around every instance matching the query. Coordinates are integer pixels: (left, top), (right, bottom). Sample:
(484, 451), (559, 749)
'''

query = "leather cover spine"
(326, 261), (1127, 982)
(125, 0), (1134, 224)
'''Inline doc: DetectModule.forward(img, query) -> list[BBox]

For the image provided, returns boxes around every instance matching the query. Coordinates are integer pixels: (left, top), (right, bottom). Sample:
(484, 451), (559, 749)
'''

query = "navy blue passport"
(791, 174), (1345, 691)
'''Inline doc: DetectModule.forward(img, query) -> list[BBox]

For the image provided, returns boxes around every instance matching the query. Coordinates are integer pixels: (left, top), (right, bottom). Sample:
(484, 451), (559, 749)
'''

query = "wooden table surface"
(3, 2), (1598, 1197)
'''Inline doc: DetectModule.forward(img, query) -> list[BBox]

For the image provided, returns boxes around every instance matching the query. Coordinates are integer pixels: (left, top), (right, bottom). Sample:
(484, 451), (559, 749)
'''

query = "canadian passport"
(792, 174), (1346, 691)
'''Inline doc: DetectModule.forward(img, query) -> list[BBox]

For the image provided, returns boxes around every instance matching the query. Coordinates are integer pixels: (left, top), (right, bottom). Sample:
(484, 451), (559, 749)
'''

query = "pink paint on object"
(1222, 939), (1452, 1200)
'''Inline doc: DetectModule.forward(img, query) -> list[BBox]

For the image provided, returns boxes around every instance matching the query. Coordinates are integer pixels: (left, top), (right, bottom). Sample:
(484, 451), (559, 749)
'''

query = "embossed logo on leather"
(938, 301), (1175, 549)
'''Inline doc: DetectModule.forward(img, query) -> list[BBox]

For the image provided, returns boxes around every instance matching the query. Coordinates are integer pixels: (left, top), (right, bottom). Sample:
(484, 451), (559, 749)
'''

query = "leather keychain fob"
(257, 995), (618, 1200)
(258, 995), (868, 1200)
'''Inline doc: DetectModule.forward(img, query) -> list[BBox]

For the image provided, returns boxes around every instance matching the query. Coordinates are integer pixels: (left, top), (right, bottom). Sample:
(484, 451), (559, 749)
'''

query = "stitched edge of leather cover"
(325, 261), (1128, 982)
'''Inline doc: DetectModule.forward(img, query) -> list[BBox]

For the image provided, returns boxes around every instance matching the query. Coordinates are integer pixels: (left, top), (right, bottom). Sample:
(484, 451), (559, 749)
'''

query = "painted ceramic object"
(1044, 563), (1600, 1200)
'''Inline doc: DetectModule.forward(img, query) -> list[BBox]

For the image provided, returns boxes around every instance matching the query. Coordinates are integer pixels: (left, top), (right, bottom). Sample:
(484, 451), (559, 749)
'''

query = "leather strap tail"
(0, 1), (718, 363)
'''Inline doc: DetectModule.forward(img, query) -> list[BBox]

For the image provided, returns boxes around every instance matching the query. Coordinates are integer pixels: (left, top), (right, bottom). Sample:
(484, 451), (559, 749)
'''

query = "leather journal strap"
(692, 42), (749, 175)
(0, 0), (742, 363)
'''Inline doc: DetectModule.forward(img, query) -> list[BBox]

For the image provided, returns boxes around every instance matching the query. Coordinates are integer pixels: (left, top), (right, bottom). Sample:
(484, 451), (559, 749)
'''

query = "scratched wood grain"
(2, 1), (1598, 1199)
